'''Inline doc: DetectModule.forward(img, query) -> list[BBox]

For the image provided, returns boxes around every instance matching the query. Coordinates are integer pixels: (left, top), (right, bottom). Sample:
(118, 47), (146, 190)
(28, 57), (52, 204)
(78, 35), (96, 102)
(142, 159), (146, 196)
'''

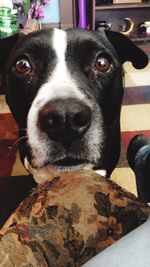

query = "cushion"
(0, 170), (149, 266)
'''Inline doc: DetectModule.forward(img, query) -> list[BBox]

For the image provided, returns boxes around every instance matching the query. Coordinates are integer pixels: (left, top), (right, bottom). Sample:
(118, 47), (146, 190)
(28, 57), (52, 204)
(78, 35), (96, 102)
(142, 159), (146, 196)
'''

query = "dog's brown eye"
(15, 59), (32, 74)
(95, 55), (111, 73)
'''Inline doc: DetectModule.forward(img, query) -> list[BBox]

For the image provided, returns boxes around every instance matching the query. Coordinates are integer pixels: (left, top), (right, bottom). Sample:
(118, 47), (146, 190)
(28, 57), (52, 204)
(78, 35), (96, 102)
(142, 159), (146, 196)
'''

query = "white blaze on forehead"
(53, 27), (67, 68)
(32, 28), (85, 109)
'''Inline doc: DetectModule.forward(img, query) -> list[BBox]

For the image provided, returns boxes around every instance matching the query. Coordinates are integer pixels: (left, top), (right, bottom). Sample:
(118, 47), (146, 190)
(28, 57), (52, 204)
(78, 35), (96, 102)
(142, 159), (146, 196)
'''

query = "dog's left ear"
(105, 30), (149, 69)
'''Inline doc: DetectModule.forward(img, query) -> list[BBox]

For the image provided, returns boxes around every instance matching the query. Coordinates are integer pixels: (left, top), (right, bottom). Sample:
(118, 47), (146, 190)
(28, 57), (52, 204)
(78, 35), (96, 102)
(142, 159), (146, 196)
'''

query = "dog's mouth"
(24, 156), (97, 183)
(53, 157), (86, 168)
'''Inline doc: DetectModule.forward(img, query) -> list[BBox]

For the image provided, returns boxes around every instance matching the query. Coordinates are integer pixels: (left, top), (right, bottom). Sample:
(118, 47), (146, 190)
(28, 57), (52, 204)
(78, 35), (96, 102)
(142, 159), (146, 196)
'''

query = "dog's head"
(0, 28), (148, 183)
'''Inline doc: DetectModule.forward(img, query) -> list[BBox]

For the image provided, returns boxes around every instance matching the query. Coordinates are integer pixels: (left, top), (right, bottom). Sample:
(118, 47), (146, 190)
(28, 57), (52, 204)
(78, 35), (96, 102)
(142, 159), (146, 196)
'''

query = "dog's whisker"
(19, 128), (27, 131)
(3, 135), (27, 173)
(6, 128), (27, 136)
(19, 128), (28, 133)
(11, 135), (27, 150)
(5, 135), (27, 161)
(5, 129), (19, 136)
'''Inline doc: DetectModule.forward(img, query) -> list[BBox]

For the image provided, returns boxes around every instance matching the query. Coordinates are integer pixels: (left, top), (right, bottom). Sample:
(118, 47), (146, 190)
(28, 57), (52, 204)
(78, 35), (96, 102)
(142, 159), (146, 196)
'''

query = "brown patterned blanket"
(0, 170), (149, 267)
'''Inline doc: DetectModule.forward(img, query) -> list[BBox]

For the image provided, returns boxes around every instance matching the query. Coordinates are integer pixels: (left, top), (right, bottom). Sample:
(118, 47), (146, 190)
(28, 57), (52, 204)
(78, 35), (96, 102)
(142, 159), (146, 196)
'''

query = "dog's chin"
(24, 157), (106, 184)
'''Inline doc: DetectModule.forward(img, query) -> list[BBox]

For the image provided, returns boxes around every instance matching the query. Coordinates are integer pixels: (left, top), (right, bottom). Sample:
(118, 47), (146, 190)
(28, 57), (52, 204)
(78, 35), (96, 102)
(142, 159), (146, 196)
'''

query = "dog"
(0, 28), (148, 183)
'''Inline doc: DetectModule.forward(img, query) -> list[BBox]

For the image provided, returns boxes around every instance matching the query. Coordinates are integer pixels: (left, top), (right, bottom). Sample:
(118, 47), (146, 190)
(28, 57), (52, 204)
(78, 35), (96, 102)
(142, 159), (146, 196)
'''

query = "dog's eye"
(95, 54), (111, 73)
(14, 59), (32, 74)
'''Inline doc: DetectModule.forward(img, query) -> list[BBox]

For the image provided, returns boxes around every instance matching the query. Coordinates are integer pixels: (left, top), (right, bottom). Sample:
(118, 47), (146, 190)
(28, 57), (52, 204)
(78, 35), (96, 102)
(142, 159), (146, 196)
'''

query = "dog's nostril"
(40, 112), (63, 133)
(73, 110), (91, 129)
(74, 113), (86, 127)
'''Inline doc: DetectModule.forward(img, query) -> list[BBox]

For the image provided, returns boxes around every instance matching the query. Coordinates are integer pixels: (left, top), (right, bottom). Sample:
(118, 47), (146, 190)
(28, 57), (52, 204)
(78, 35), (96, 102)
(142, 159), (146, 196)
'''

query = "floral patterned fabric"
(0, 170), (150, 266)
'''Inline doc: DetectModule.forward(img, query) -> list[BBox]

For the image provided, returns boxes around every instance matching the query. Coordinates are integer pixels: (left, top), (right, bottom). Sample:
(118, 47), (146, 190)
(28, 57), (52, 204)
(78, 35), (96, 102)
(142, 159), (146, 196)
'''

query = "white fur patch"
(95, 169), (106, 177)
(31, 28), (85, 108)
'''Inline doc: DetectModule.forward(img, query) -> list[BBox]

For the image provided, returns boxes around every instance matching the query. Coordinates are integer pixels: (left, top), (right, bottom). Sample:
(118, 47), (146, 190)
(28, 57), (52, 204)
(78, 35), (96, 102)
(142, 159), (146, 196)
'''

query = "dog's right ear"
(0, 19), (39, 82)
(0, 33), (24, 94)
(0, 33), (22, 76)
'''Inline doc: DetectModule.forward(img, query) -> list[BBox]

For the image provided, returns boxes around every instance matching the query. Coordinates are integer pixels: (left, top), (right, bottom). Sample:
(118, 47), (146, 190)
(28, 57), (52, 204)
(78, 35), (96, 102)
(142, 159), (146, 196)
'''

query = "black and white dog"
(0, 28), (148, 183)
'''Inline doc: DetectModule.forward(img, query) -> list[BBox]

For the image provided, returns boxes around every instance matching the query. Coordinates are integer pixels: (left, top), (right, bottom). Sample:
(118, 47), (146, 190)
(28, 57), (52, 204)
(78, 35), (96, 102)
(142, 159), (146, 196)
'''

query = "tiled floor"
(0, 54), (150, 197)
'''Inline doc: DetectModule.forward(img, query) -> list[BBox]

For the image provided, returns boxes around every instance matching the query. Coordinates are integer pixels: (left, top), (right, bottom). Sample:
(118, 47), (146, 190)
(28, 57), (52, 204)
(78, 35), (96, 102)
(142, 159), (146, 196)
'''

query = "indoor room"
(0, 0), (150, 266)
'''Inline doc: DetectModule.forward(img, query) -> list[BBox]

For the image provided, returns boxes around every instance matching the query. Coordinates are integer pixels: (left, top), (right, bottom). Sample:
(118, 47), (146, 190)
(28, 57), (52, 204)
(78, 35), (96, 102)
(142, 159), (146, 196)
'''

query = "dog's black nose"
(39, 98), (91, 144)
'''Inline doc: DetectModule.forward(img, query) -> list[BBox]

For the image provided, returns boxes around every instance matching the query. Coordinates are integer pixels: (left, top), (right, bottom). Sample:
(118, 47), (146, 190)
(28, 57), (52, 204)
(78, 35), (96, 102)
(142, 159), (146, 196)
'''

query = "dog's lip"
(53, 157), (86, 167)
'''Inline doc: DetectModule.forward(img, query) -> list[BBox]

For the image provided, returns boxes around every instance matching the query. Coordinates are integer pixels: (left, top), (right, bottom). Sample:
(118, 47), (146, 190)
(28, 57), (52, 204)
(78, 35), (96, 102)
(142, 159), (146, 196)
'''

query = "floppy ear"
(0, 33), (21, 76)
(105, 30), (149, 69)
(0, 19), (38, 78)
(0, 34), (21, 93)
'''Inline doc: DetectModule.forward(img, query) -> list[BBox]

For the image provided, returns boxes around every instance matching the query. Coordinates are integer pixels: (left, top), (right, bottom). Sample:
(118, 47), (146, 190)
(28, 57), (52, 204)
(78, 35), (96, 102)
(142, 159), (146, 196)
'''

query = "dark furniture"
(90, 0), (150, 42)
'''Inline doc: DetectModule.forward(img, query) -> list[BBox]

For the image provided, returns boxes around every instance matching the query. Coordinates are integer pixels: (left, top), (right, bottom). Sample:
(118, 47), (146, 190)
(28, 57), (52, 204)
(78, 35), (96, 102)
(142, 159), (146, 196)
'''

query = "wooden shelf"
(95, 3), (150, 11)
(131, 36), (150, 43)
(91, 0), (150, 43)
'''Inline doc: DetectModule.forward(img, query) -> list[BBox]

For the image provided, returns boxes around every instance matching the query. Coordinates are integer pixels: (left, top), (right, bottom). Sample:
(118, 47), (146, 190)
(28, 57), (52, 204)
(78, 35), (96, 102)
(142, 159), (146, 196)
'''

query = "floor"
(111, 58), (150, 196)
(0, 47), (150, 197)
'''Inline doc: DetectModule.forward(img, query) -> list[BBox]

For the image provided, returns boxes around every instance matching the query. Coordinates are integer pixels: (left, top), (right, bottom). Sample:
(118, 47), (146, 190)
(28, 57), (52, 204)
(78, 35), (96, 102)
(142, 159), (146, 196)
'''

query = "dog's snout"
(39, 98), (91, 144)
